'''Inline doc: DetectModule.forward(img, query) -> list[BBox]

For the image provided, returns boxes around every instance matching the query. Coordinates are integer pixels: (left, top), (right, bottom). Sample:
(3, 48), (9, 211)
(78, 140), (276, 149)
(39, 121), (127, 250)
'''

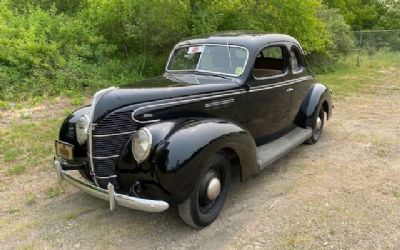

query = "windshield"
(167, 44), (248, 76)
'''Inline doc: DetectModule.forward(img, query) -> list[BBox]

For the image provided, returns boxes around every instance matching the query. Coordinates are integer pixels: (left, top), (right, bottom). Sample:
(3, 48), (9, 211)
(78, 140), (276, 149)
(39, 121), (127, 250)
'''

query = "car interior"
(253, 46), (285, 78)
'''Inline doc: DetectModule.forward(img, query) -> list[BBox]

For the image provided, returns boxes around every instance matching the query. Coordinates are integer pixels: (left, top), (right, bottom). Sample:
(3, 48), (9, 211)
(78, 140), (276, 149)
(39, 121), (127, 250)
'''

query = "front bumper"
(53, 158), (169, 213)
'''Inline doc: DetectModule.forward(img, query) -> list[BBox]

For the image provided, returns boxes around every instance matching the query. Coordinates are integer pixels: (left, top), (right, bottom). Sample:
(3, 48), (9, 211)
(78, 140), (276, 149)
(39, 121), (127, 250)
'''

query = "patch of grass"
(14, 103), (24, 110)
(5, 164), (27, 175)
(3, 148), (20, 162)
(0, 119), (61, 174)
(71, 95), (84, 106)
(286, 233), (312, 249)
(317, 51), (400, 97)
(64, 211), (79, 221)
(28, 96), (45, 106)
(0, 100), (9, 109)
(5, 208), (20, 214)
(26, 193), (37, 205)
(20, 113), (32, 120)
(45, 184), (65, 198)
(392, 191), (400, 198)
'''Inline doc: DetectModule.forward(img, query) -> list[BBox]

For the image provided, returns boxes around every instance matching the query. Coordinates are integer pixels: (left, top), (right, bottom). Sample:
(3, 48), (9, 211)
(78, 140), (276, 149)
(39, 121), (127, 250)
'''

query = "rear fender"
(296, 83), (333, 128)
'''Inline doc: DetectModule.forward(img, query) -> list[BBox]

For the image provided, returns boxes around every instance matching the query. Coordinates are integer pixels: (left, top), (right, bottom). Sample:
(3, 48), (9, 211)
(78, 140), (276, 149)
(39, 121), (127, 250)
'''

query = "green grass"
(3, 148), (20, 162)
(45, 185), (65, 198)
(0, 119), (61, 176)
(64, 211), (79, 221)
(0, 101), (9, 109)
(26, 193), (37, 205)
(5, 164), (27, 175)
(317, 51), (400, 97)
(71, 95), (85, 106)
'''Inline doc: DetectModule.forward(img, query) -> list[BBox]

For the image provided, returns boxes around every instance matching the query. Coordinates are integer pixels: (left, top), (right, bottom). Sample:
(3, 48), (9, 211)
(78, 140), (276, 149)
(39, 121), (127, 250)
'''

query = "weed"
(0, 100), (9, 109)
(71, 95), (84, 106)
(392, 191), (400, 198)
(45, 184), (65, 198)
(14, 103), (24, 110)
(20, 113), (32, 120)
(64, 211), (79, 221)
(5, 164), (26, 175)
(3, 148), (20, 162)
(26, 193), (37, 205)
(5, 208), (20, 214)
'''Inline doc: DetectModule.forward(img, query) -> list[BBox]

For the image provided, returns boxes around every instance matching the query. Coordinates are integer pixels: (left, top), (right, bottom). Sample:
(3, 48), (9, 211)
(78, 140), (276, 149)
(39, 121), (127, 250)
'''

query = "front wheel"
(305, 108), (325, 145)
(178, 152), (231, 228)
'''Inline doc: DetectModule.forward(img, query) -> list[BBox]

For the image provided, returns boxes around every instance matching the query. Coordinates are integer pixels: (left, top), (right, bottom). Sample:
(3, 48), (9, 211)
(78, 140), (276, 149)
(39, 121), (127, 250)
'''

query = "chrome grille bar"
(87, 87), (117, 187)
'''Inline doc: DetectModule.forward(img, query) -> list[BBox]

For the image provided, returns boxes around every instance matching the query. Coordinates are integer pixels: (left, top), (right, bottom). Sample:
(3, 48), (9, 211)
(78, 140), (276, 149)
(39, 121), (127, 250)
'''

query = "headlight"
(75, 115), (90, 145)
(132, 128), (152, 163)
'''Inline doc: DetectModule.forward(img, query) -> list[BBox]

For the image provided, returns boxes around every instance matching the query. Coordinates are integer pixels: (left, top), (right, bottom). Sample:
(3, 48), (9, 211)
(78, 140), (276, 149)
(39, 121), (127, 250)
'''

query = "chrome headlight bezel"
(75, 114), (90, 145)
(132, 128), (153, 164)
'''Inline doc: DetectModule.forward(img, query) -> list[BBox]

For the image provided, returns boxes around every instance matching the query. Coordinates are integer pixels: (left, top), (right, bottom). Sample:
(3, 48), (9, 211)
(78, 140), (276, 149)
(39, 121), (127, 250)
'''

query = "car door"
(287, 44), (311, 124)
(243, 44), (293, 144)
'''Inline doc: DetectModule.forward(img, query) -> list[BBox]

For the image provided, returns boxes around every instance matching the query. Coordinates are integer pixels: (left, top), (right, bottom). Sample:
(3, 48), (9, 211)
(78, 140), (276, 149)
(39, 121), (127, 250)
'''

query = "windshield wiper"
(194, 71), (234, 81)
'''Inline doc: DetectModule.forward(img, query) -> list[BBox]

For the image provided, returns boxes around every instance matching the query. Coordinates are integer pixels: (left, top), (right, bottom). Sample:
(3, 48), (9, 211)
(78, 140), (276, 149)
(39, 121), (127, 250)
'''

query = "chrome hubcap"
(206, 177), (221, 200)
(316, 117), (323, 130)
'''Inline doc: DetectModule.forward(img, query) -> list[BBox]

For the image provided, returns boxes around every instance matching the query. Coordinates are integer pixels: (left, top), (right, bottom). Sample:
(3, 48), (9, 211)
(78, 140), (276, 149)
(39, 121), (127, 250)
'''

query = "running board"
(256, 127), (312, 171)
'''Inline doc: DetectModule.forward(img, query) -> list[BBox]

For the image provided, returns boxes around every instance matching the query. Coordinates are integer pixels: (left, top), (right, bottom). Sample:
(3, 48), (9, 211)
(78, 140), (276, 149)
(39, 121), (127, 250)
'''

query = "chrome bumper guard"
(53, 159), (169, 213)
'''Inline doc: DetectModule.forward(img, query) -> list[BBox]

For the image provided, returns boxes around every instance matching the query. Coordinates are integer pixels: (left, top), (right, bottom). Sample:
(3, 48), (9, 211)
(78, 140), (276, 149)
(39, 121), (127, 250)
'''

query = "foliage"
(0, 0), (398, 101)
(308, 6), (355, 72)
(322, 0), (387, 30)
(376, 4), (400, 29)
(0, 1), (129, 100)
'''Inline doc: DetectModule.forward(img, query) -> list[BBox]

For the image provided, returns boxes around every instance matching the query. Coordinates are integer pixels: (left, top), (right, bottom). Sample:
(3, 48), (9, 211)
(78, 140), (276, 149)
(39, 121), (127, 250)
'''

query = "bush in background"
(1, 0), (398, 101)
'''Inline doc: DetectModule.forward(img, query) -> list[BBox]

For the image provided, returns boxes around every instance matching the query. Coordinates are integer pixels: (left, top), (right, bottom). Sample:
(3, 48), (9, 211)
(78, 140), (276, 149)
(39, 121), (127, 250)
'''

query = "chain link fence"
(353, 29), (400, 66)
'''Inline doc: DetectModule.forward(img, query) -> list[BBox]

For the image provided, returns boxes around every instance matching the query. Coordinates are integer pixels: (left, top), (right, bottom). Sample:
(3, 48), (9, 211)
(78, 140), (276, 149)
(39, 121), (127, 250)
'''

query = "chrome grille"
(90, 110), (136, 189)
(92, 134), (131, 157)
(93, 111), (135, 135)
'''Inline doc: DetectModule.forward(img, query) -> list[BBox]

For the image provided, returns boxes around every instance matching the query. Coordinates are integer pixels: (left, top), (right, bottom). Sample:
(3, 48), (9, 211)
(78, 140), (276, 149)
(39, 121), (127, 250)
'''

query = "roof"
(175, 31), (301, 50)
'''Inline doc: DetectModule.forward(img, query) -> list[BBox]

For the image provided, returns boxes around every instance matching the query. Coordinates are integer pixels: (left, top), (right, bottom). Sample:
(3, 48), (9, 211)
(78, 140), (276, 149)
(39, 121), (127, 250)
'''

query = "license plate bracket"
(55, 140), (74, 160)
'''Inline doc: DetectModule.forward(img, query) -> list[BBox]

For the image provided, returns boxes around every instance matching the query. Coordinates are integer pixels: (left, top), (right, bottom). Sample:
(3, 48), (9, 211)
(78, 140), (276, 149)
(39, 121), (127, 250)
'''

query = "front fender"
(59, 105), (91, 159)
(296, 83), (333, 128)
(146, 118), (258, 204)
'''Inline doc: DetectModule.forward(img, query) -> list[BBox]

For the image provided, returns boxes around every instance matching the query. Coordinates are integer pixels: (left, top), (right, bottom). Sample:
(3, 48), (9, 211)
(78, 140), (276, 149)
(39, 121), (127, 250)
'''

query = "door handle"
(286, 88), (294, 92)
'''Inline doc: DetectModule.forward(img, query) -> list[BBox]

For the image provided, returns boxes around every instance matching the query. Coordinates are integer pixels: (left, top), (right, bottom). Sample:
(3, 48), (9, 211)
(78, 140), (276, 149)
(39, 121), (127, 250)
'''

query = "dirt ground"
(0, 68), (399, 249)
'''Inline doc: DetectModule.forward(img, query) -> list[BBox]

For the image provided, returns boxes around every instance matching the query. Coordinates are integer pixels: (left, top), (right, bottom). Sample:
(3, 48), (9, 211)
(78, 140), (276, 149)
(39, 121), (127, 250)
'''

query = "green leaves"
(0, 0), (397, 101)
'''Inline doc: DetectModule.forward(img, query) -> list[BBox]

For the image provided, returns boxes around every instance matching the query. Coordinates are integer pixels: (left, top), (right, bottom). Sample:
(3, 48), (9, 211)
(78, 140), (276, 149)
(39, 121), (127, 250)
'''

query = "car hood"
(92, 73), (242, 122)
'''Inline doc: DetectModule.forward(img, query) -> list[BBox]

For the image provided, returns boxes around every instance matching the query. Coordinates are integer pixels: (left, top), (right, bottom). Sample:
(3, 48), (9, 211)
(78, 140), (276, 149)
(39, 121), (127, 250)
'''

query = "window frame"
(165, 43), (250, 78)
(252, 44), (290, 81)
(290, 45), (306, 75)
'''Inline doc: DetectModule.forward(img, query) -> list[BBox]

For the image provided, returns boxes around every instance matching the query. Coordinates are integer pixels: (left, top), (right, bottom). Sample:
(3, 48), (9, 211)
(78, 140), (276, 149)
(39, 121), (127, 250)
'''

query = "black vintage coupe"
(54, 32), (333, 228)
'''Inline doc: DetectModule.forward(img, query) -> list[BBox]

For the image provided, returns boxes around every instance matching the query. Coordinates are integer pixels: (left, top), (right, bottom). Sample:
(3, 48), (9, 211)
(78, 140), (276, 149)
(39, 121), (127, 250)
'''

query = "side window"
(253, 46), (286, 78)
(290, 46), (305, 73)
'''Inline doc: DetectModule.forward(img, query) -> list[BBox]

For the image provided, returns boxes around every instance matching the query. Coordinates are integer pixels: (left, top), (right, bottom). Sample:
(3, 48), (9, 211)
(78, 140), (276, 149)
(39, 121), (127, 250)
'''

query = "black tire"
(178, 152), (231, 228)
(305, 108), (325, 145)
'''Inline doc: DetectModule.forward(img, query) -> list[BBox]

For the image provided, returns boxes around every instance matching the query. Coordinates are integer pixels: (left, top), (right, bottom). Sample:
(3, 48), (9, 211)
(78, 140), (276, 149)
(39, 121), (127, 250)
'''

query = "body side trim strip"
(131, 76), (313, 124)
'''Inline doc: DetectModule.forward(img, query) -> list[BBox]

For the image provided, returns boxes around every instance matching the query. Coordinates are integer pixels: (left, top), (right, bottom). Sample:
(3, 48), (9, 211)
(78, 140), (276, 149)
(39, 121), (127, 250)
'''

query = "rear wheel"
(305, 108), (325, 145)
(178, 152), (231, 228)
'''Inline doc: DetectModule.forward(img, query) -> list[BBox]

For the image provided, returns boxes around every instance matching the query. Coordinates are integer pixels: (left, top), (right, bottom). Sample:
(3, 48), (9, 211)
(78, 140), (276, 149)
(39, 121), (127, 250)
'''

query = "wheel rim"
(206, 177), (221, 201)
(313, 112), (324, 139)
(316, 117), (323, 130)
(198, 166), (224, 213)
